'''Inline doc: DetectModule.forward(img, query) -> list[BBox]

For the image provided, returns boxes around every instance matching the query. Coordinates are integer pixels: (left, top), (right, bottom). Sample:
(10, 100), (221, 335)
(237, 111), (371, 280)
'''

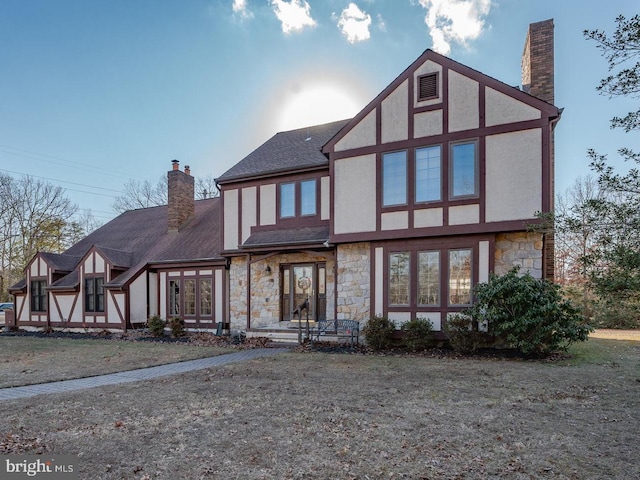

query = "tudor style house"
(217, 19), (559, 334)
(10, 20), (559, 336)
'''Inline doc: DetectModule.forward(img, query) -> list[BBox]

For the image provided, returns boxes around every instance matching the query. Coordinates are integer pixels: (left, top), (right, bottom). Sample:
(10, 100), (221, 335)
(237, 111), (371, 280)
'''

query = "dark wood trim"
(330, 219), (539, 244)
(331, 118), (548, 161)
(442, 66), (449, 135)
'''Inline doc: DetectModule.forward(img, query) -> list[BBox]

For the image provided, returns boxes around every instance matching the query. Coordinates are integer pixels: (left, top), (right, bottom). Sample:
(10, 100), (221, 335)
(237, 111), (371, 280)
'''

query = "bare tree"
(195, 174), (220, 199)
(0, 173), (80, 300)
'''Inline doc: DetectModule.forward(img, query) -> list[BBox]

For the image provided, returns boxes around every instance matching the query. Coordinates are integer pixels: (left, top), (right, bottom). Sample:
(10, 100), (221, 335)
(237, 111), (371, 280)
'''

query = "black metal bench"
(312, 319), (360, 345)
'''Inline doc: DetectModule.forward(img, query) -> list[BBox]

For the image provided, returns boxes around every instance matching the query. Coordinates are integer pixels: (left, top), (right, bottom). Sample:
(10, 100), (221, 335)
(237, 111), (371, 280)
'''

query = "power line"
(0, 144), (148, 181)
(0, 168), (123, 196)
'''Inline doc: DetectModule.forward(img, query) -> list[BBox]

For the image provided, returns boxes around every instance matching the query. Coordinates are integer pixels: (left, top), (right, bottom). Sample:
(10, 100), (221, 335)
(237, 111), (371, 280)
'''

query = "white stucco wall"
(334, 154), (377, 234)
(259, 184), (276, 226)
(414, 109), (443, 138)
(148, 272), (158, 317)
(129, 273), (148, 324)
(448, 70), (479, 132)
(381, 80), (409, 144)
(223, 189), (239, 250)
(449, 204), (480, 225)
(381, 211), (409, 230)
(321, 176), (330, 220)
(485, 129), (542, 222)
(241, 186), (257, 243)
(335, 109), (376, 151)
(485, 87), (541, 127)
(414, 208), (443, 228)
(159, 272), (167, 319)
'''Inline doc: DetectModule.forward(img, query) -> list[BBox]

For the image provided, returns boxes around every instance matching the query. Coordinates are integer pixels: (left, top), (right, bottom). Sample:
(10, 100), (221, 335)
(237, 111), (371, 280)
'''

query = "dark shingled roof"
(242, 225), (330, 249)
(39, 253), (82, 273)
(14, 198), (224, 291)
(216, 119), (350, 183)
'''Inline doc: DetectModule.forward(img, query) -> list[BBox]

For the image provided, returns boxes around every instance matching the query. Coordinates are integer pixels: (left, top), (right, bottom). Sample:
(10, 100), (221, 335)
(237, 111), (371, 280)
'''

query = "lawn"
(0, 335), (229, 388)
(0, 333), (638, 479)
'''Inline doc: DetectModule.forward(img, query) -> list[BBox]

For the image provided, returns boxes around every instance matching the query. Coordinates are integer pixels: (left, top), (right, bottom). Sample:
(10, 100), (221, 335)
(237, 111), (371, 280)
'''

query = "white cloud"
(418, 0), (493, 55)
(377, 13), (386, 33)
(270, 0), (316, 35)
(337, 3), (372, 44)
(232, 0), (254, 20)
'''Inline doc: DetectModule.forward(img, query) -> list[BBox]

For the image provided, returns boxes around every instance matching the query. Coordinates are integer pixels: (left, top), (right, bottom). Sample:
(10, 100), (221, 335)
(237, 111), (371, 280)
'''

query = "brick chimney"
(521, 19), (554, 105)
(167, 159), (195, 233)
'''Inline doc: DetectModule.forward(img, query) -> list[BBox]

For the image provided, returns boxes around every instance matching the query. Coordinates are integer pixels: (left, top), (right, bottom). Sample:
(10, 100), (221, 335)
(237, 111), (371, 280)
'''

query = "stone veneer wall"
(336, 243), (371, 321)
(228, 253), (336, 329)
(494, 232), (544, 279)
(229, 257), (248, 329)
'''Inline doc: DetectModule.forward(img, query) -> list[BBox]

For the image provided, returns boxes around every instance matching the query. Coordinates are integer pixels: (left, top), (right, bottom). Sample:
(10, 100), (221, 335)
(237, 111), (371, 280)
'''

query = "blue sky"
(1, 0), (637, 222)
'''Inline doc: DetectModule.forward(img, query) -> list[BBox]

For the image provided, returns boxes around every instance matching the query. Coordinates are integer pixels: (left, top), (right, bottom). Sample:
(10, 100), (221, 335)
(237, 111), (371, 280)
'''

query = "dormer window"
(30, 279), (47, 312)
(85, 277), (105, 313)
(418, 73), (438, 101)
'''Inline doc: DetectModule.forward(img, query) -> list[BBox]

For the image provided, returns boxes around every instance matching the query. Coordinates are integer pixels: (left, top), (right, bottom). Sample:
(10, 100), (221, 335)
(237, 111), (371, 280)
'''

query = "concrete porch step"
(246, 330), (303, 344)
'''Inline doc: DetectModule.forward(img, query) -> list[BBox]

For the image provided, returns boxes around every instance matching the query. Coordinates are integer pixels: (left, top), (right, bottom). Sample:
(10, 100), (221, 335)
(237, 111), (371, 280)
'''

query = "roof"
(16, 198), (224, 291)
(216, 119), (350, 184)
(39, 253), (82, 272)
(242, 225), (330, 249)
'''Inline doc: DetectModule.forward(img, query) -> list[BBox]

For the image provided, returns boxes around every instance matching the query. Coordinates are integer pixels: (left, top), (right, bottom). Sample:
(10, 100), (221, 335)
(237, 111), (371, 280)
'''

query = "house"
(10, 161), (227, 331)
(10, 20), (559, 336)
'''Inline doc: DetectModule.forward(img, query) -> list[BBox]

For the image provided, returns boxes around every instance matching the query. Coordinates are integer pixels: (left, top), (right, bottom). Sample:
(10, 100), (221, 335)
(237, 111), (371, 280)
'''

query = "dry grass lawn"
(0, 332), (638, 479)
(0, 335), (228, 388)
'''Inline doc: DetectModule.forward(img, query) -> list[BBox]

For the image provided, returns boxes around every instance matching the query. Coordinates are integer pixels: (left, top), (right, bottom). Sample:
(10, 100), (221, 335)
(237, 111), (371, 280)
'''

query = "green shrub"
(362, 315), (395, 351)
(465, 267), (593, 357)
(443, 314), (488, 354)
(169, 317), (186, 338)
(401, 317), (434, 351)
(147, 315), (166, 337)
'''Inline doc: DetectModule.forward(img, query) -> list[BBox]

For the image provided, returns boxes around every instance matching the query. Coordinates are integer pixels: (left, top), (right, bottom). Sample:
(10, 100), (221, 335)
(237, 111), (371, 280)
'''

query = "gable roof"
(323, 49), (560, 153)
(15, 198), (224, 292)
(216, 119), (350, 184)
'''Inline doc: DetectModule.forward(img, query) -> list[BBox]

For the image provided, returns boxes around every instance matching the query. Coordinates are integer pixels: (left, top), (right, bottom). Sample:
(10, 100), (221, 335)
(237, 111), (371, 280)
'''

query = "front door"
(281, 263), (326, 323)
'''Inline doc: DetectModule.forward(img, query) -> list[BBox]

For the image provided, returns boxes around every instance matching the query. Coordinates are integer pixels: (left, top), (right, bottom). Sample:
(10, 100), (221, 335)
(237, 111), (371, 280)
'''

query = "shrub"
(443, 314), (488, 354)
(401, 317), (434, 351)
(147, 315), (166, 337)
(362, 315), (395, 351)
(465, 267), (593, 357)
(169, 317), (186, 338)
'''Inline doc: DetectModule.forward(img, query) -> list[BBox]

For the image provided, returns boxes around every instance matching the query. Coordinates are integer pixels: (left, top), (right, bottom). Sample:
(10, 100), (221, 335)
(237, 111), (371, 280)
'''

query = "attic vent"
(418, 73), (438, 101)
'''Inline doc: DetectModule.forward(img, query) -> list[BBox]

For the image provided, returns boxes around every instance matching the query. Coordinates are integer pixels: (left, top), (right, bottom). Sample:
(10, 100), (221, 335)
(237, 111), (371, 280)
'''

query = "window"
(200, 279), (212, 316)
(389, 252), (410, 305)
(449, 249), (472, 305)
(30, 280), (47, 312)
(418, 251), (440, 305)
(184, 279), (196, 316)
(415, 146), (441, 202)
(169, 280), (180, 316)
(85, 277), (105, 313)
(418, 73), (438, 101)
(450, 141), (478, 198)
(383, 151), (407, 206)
(300, 179), (317, 216)
(280, 183), (295, 218)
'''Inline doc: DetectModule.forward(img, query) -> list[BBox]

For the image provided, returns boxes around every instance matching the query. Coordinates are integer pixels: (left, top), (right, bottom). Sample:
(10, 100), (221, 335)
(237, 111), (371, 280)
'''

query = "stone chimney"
(521, 19), (554, 105)
(167, 159), (195, 233)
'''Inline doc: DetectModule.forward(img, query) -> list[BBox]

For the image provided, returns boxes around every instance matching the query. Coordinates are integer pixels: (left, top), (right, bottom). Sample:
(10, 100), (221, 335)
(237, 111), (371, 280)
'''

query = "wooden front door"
(281, 263), (326, 323)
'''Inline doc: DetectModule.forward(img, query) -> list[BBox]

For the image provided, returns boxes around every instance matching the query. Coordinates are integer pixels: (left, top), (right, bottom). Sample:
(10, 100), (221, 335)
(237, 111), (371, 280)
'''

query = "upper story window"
(300, 179), (317, 216)
(415, 145), (442, 203)
(383, 151), (407, 206)
(450, 141), (478, 199)
(279, 179), (318, 219)
(30, 279), (47, 312)
(85, 277), (105, 313)
(280, 183), (296, 218)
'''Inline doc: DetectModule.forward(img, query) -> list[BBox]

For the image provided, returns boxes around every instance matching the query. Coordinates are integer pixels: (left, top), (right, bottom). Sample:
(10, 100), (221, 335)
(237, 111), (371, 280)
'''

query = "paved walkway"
(0, 347), (291, 401)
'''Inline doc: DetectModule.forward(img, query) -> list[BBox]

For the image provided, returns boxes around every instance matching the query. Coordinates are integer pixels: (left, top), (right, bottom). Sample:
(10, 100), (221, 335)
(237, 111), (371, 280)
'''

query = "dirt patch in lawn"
(0, 337), (638, 479)
(0, 331), (244, 388)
